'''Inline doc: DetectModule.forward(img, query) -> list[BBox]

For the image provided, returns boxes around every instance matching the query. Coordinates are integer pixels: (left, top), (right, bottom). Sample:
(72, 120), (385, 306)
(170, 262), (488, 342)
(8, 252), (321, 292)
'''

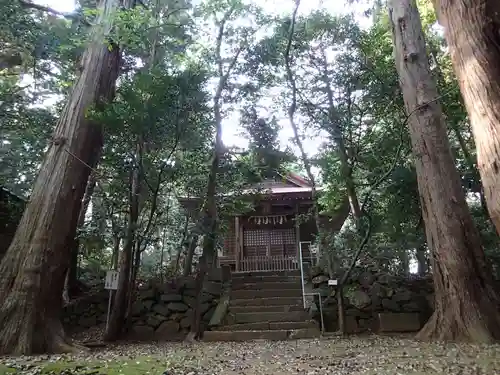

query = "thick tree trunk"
(389, 0), (500, 342)
(432, 0), (500, 234)
(104, 144), (141, 341)
(0, 0), (122, 355)
(428, 45), (490, 218)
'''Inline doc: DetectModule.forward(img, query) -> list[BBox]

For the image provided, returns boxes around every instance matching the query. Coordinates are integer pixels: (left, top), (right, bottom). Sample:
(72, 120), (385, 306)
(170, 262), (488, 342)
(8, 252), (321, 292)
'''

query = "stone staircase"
(203, 270), (321, 341)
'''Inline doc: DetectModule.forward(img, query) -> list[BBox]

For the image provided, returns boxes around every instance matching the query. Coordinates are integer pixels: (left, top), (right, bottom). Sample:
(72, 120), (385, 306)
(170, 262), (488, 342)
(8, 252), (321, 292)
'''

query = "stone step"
(234, 311), (307, 324)
(230, 304), (304, 313)
(218, 321), (317, 331)
(232, 276), (301, 284)
(231, 297), (302, 306)
(203, 327), (320, 342)
(231, 289), (302, 299)
(231, 281), (301, 291)
(232, 270), (301, 278)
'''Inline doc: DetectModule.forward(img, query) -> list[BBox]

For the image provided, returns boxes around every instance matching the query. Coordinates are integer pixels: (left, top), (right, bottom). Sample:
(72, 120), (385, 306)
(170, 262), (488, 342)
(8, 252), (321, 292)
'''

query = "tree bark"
(428, 44), (490, 217)
(66, 170), (98, 299)
(173, 214), (190, 276)
(432, 0), (500, 234)
(0, 0), (123, 355)
(389, 0), (500, 342)
(185, 255), (207, 342)
(318, 47), (365, 335)
(182, 235), (198, 277)
(125, 240), (142, 330)
(284, 0), (323, 246)
(104, 142), (141, 341)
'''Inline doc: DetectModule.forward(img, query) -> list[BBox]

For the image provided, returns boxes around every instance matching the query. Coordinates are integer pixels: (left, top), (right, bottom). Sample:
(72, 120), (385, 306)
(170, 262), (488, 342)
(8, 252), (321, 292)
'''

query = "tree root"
(0, 297), (84, 355)
(184, 332), (197, 343)
(416, 294), (500, 343)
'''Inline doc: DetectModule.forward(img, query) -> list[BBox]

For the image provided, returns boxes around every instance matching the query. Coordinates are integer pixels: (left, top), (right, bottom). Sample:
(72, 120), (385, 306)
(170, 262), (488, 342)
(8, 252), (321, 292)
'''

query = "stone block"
(288, 327), (321, 339)
(348, 290), (371, 310)
(183, 295), (197, 308)
(393, 288), (412, 302)
(140, 288), (156, 300)
(146, 314), (163, 328)
(203, 281), (222, 296)
(201, 292), (215, 303)
(207, 267), (224, 282)
(203, 306), (216, 322)
(180, 316), (191, 329)
(345, 315), (359, 333)
(155, 320), (180, 336)
(221, 264), (232, 282)
(153, 304), (170, 316)
(358, 272), (375, 288)
(381, 298), (400, 312)
(167, 302), (189, 313)
(130, 325), (155, 339)
(378, 312), (421, 332)
(160, 294), (183, 303)
(143, 300), (154, 311)
(312, 275), (329, 285)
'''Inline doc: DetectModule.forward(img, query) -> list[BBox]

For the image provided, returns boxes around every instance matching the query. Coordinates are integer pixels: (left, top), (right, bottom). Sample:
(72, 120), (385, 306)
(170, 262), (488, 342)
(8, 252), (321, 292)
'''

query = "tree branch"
(18, 0), (89, 25)
(322, 208), (373, 306)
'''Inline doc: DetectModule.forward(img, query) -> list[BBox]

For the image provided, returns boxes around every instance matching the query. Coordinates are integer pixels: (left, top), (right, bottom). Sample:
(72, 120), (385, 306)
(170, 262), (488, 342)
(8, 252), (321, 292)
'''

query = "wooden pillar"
(235, 215), (240, 271)
(295, 202), (301, 258)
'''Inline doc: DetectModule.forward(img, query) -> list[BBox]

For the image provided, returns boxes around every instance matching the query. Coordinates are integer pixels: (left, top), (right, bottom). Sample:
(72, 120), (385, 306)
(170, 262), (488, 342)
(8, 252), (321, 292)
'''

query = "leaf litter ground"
(1, 335), (500, 375)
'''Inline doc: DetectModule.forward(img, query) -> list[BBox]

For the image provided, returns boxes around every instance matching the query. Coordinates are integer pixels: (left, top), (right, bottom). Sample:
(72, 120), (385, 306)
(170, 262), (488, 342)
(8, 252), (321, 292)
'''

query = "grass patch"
(0, 364), (17, 374)
(1, 356), (173, 375)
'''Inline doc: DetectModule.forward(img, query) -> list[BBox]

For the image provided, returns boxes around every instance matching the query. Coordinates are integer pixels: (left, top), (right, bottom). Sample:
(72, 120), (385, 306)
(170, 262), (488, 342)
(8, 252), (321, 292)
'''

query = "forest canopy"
(1, 0), (500, 354)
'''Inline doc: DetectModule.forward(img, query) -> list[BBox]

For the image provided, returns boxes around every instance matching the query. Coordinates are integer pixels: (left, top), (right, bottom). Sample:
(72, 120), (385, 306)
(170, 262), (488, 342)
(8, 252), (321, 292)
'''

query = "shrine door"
(242, 228), (297, 257)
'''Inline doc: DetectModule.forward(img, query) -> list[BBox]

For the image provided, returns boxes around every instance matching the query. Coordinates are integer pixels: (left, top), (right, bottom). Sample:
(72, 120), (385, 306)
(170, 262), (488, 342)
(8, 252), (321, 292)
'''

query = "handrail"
(304, 292), (325, 333)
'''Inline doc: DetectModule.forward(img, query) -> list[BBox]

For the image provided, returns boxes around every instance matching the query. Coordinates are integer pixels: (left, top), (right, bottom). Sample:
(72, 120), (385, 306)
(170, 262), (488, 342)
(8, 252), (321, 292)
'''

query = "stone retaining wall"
(310, 271), (434, 332)
(64, 268), (439, 337)
(63, 268), (228, 340)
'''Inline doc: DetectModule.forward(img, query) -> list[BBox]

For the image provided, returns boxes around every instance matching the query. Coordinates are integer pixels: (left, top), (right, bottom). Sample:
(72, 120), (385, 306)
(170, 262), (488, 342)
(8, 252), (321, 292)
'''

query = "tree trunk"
(318, 48), (365, 335)
(428, 44), (490, 217)
(185, 255), (207, 342)
(0, 0), (123, 355)
(66, 170), (98, 299)
(173, 215), (190, 275)
(125, 240), (141, 330)
(284, 0), (323, 252)
(432, 0), (500, 234)
(182, 235), (198, 277)
(201, 148), (220, 269)
(389, 0), (500, 342)
(104, 143), (141, 341)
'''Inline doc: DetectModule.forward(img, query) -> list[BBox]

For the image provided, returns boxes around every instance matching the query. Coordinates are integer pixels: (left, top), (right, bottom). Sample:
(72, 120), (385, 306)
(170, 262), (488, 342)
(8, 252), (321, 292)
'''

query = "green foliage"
(2, 0), (499, 282)
(240, 107), (295, 180)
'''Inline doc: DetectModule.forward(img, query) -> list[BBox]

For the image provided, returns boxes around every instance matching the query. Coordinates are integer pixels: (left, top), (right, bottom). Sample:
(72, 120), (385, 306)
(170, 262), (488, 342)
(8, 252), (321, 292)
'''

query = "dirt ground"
(1, 335), (500, 374)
